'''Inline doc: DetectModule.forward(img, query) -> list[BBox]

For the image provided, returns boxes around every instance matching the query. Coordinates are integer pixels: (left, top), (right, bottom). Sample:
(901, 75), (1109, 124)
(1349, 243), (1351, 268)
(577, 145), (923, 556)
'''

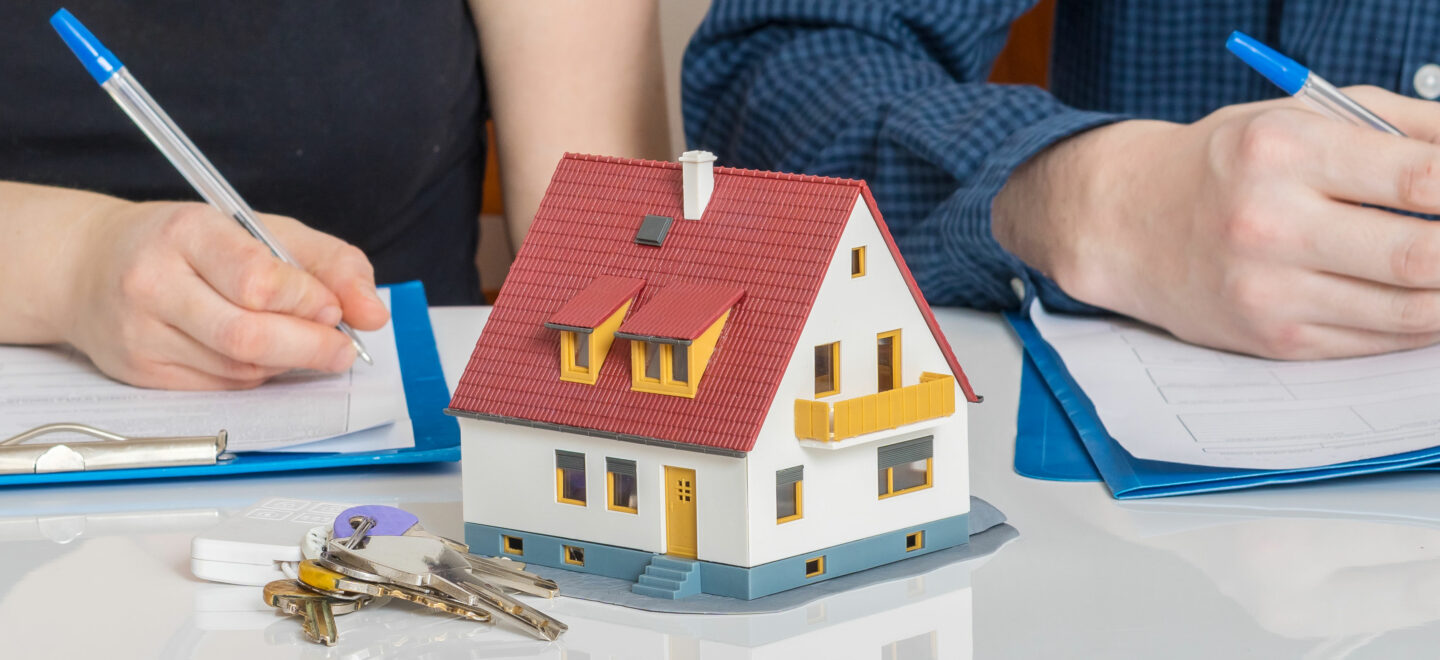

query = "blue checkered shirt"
(683, 0), (1437, 313)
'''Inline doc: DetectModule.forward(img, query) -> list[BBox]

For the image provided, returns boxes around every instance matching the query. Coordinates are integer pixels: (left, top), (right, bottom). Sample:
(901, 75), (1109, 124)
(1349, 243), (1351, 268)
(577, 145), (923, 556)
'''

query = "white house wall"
(742, 196), (971, 566)
(460, 419), (751, 566)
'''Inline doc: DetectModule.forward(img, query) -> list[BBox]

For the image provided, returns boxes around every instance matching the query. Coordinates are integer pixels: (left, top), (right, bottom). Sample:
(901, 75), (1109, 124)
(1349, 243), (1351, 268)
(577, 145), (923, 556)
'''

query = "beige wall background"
(659, 0), (713, 154)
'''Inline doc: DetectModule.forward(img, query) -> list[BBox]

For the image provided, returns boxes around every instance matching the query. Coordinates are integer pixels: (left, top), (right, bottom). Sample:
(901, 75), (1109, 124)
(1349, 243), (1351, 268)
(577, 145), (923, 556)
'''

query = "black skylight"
(635, 214), (673, 247)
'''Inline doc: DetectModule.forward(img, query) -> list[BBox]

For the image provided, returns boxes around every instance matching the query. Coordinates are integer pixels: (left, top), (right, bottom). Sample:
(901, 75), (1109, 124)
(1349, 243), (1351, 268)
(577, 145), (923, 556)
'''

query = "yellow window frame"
(815, 341), (841, 397)
(607, 470), (638, 514)
(630, 310), (730, 398)
(558, 300), (632, 385)
(905, 531), (924, 552)
(501, 535), (524, 556)
(777, 480), (804, 524)
(563, 545), (586, 566)
(876, 329), (902, 392)
(560, 330), (591, 380)
(556, 466), (587, 506)
(804, 556), (826, 578)
(879, 457), (933, 499)
(851, 246), (866, 277)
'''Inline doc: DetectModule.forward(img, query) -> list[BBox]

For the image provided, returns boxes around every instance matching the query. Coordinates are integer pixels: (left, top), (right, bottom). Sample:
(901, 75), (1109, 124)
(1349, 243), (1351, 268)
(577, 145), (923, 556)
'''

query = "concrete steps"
(630, 556), (701, 599)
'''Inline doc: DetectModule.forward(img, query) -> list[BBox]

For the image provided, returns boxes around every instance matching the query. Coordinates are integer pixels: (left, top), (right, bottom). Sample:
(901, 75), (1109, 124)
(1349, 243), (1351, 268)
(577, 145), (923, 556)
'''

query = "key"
(334, 505), (529, 569)
(333, 505), (469, 552)
(266, 579), (378, 614)
(328, 535), (568, 641)
(263, 579), (343, 646)
(335, 505), (555, 597)
(297, 559), (492, 624)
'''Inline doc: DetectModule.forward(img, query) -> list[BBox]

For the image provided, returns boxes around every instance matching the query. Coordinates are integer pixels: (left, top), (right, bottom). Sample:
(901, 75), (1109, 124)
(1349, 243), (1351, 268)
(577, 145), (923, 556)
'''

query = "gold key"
(298, 559), (493, 624)
(263, 579), (349, 646)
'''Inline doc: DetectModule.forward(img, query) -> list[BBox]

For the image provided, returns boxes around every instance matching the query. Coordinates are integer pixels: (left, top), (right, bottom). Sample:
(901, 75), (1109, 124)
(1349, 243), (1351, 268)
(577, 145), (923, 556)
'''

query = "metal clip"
(0, 423), (227, 475)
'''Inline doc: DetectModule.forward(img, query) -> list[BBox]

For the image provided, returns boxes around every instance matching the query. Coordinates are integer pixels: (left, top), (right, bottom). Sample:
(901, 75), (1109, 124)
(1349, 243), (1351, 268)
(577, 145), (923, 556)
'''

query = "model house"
(447, 151), (981, 600)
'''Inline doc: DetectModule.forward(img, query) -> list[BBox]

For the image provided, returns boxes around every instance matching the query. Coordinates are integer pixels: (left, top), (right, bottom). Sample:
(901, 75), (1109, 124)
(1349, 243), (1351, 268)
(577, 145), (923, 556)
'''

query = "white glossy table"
(3, 307), (1439, 659)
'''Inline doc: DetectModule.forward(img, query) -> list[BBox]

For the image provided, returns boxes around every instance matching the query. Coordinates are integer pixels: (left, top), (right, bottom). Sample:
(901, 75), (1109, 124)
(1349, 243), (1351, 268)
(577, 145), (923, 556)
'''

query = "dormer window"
(544, 276), (644, 384)
(560, 330), (590, 376)
(616, 282), (744, 398)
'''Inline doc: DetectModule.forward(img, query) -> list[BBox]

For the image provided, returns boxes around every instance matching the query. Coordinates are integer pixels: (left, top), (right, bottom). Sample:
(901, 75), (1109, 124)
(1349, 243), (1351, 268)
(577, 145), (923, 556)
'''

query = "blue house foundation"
(465, 512), (969, 600)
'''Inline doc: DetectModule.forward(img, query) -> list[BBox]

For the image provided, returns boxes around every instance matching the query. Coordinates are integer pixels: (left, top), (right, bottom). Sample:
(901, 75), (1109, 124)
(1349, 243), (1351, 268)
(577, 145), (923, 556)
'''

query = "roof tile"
(450, 154), (978, 453)
(617, 282), (744, 340)
(546, 276), (644, 329)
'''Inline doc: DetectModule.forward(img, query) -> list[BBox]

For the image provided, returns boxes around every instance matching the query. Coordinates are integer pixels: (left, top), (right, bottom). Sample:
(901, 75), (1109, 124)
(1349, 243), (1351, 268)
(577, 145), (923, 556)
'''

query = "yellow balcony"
(794, 372), (956, 443)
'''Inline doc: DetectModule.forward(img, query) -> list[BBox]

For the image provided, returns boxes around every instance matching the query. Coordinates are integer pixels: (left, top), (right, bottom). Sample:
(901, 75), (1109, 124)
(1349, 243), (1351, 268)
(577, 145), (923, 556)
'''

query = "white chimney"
(679, 150), (716, 220)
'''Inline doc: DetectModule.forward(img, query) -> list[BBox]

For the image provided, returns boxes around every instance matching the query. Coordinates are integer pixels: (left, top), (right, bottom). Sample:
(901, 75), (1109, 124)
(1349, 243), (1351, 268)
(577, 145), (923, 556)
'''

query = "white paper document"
(1032, 302), (1440, 469)
(0, 290), (412, 453)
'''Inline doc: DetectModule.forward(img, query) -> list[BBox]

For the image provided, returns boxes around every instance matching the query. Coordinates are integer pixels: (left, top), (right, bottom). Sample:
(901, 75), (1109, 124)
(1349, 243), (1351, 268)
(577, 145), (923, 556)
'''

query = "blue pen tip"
(50, 8), (123, 85)
(1227, 31), (1308, 95)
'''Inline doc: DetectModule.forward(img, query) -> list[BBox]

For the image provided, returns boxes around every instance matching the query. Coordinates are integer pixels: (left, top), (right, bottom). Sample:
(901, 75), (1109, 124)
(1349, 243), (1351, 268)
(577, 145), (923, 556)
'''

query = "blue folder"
(0, 280), (460, 487)
(1007, 313), (1440, 498)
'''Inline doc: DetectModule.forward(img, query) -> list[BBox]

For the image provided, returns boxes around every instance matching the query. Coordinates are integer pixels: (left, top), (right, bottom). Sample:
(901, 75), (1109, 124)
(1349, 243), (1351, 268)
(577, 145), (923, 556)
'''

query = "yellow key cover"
(297, 559), (344, 592)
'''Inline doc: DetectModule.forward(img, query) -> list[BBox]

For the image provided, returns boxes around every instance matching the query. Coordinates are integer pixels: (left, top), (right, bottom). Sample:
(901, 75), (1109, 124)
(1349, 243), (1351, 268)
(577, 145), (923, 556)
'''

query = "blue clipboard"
(0, 280), (459, 487)
(1007, 312), (1440, 498)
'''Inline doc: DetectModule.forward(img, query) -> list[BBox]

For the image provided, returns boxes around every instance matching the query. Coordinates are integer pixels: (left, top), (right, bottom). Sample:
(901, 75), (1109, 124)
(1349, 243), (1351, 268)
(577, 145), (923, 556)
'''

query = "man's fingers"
(1285, 270), (1440, 338)
(158, 273), (358, 371)
(260, 213), (389, 330)
(1286, 201), (1440, 288)
(1344, 85), (1440, 144)
(170, 208), (343, 325)
(1303, 117), (1440, 215)
(1242, 322), (1440, 361)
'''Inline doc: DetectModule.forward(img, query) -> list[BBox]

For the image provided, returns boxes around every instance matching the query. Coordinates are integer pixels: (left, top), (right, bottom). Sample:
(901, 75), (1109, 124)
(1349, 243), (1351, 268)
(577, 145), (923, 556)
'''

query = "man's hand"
(57, 201), (389, 389)
(995, 86), (1440, 359)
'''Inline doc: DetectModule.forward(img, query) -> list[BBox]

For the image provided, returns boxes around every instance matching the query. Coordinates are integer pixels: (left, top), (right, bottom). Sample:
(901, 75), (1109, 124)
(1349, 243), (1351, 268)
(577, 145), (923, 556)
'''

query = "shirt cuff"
(965, 108), (1127, 316)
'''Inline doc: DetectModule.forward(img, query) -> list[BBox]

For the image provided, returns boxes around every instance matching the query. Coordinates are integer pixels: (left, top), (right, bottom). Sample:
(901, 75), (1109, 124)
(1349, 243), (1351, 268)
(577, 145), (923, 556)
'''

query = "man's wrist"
(992, 119), (1179, 312)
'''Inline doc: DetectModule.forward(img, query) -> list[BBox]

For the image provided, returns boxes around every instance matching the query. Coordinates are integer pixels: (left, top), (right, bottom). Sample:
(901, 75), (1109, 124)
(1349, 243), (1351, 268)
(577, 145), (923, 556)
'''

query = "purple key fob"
(333, 504), (418, 539)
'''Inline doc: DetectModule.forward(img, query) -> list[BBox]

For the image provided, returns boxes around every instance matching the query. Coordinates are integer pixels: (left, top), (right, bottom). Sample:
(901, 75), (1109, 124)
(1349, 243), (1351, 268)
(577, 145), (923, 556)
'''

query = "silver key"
(297, 559), (491, 624)
(328, 535), (568, 640)
(334, 505), (535, 575)
(336, 507), (554, 597)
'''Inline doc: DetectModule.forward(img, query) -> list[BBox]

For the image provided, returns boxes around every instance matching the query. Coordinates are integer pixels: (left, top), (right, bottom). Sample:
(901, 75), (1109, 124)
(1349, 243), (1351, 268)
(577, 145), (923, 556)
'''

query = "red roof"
(449, 154), (980, 454)
(546, 276), (645, 329)
(617, 282), (745, 340)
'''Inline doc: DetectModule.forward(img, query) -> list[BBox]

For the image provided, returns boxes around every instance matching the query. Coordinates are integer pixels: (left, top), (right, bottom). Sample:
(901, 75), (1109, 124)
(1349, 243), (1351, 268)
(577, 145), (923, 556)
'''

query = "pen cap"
(50, 8), (123, 84)
(1226, 31), (1308, 95)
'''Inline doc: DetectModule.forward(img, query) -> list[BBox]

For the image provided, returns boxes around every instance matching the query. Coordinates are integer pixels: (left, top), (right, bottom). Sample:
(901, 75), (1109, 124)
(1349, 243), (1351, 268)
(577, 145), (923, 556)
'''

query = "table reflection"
(0, 494), (979, 659)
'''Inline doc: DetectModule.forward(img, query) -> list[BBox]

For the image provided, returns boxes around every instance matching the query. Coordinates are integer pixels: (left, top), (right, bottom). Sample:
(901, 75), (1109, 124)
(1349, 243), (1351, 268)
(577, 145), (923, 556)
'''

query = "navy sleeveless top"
(0, 2), (486, 304)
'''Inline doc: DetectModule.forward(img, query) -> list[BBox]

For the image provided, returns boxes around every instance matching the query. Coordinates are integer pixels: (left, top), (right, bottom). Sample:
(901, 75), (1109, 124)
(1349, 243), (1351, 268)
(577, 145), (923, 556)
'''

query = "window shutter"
(776, 465), (804, 485)
(878, 437), (933, 469)
(556, 450), (585, 471)
(606, 457), (636, 477)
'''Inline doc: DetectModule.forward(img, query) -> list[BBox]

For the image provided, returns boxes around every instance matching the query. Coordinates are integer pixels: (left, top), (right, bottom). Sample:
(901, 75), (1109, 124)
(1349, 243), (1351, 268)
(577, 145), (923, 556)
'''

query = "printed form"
(0, 290), (412, 453)
(1032, 302), (1440, 469)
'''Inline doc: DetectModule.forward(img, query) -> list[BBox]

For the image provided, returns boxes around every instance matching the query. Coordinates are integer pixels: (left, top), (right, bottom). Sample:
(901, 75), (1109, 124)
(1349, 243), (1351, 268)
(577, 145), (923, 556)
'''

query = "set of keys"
(262, 504), (567, 645)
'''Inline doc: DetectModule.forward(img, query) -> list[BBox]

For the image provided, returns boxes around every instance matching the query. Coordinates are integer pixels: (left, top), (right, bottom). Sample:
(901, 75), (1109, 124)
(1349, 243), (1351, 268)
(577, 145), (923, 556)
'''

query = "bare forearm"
(470, 0), (670, 251)
(0, 182), (122, 344)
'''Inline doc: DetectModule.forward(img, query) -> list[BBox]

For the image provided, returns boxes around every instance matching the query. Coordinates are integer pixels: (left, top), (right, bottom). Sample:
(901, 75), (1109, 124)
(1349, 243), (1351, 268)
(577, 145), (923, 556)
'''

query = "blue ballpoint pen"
(49, 8), (374, 365)
(1227, 30), (1406, 137)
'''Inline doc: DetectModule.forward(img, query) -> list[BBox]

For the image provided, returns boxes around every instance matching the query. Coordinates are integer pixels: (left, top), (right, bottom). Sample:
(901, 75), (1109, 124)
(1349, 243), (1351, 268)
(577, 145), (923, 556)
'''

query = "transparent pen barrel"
(100, 69), (300, 266)
(1297, 75), (1407, 137)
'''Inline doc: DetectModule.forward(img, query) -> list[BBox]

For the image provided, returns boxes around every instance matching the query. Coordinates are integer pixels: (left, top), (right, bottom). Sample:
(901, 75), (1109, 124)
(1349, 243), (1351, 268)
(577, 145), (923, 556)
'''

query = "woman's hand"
(57, 201), (389, 389)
